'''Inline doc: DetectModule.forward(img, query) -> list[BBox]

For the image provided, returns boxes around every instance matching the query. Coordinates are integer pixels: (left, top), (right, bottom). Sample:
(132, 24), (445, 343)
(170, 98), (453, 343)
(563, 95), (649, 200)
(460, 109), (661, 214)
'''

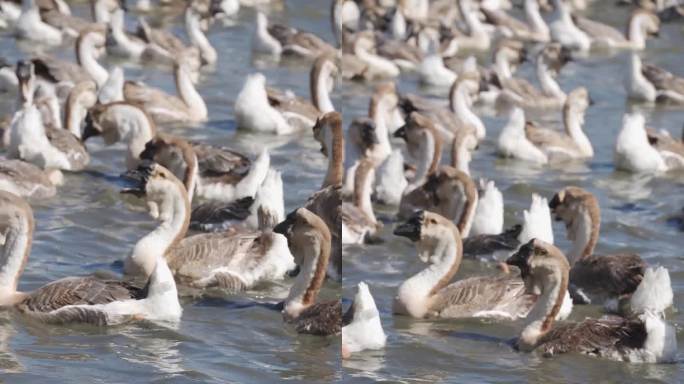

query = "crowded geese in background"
(0, 0), (681, 382)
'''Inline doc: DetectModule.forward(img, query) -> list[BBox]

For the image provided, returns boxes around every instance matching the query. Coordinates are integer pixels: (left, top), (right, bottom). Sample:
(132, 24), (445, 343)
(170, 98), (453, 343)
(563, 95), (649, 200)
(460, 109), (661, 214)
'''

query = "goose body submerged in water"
(0, 190), (181, 325)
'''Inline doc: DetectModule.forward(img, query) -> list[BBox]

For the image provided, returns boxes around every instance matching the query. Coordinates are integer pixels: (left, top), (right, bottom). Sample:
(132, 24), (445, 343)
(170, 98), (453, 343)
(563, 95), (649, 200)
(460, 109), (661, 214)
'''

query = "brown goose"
(506, 239), (676, 363)
(549, 187), (655, 309)
(392, 211), (572, 320)
(0, 190), (181, 325)
(274, 208), (341, 336)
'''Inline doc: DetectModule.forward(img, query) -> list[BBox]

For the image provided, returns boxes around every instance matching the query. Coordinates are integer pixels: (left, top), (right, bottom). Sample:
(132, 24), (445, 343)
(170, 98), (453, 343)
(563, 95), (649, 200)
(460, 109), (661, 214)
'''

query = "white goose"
(0, 190), (181, 326)
(625, 53), (684, 104)
(14, 0), (63, 46)
(235, 55), (337, 134)
(575, 9), (660, 51)
(614, 112), (684, 173)
(253, 12), (335, 59)
(548, 0), (591, 52)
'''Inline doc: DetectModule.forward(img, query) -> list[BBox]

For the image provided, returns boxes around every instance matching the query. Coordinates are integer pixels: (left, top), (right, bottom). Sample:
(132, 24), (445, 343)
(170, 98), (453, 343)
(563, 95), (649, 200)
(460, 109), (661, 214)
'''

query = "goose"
(343, 83), (397, 196)
(401, 73), (485, 141)
(575, 9), (660, 51)
(123, 59), (208, 124)
(614, 112), (684, 173)
(523, 87), (594, 161)
(625, 53), (684, 104)
(349, 31), (400, 79)
(463, 193), (555, 264)
(105, 8), (146, 60)
(496, 43), (571, 111)
(393, 112), (443, 192)
(0, 158), (62, 198)
(234, 55), (338, 134)
(506, 239), (676, 363)
(0, 0), (21, 29)
(392, 210), (572, 320)
(5, 61), (89, 172)
(63, 81), (98, 139)
(496, 95), (548, 165)
(398, 166), (478, 238)
(40, 1), (104, 39)
(374, 148), (408, 206)
(449, 0), (492, 52)
(273, 208), (341, 336)
(253, 12), (335, 59)
(418, 54), (457, 88)
(135, 6), (214, 71)
(342, 158), (380, 244)
(97, 66), (124, 104)
(469, 179), (503, 237)
(342, 282), (386, 358)
(331, 0), (360, 44)
(14, 0), (63, 46)
(122, 162), (295, 291)
(548, 0), (591, 52)
(0, 190), (182, 325)
(549, 186), (674, 311)
(449, 125), (479, 176)
(91, 0), (122, 25)
(482, 0), (550, 43)
(308, 112), (343, 279)
(137, 134), (277, 229)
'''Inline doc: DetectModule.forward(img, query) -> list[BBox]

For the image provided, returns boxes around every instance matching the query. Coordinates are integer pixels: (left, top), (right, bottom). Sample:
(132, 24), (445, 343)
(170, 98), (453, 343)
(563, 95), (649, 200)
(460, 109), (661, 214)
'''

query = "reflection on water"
(0, 313), (22, 374)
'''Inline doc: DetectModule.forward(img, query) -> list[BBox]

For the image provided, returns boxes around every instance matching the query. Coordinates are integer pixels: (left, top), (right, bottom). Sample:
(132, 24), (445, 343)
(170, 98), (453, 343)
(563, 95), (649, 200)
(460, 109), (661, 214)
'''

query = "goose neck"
(563, 104), (592, 157)
(175, 64), (207, 120)
(0, 210), (32, 306)
(567, 205), (599, 266)
(627, 16), (647, 49)
(311, 62), (335, 113)
(323, 121), (344, 187)
(537, 60), (564, 100)
(186, 10), (216, 65)
(352, 160), (376, 225)
(284, 233), (330, 319)
(77, 36), (108, 88)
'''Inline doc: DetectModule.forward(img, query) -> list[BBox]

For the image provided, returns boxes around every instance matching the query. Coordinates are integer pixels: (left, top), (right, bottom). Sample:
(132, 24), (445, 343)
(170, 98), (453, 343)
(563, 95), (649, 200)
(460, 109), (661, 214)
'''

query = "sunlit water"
(341, 3), (684, 384)
(0, 1), (340, 382)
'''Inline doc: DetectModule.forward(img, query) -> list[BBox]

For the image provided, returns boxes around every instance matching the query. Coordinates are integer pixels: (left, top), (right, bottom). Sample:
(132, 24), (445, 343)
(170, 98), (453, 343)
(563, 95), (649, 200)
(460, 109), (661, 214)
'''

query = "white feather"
(470, 179), (504, 236)
(342, 282), (386, 354)
(630, 266), (673, 315)
(373, 149), (407, 206)
(518, 194), (553, 244)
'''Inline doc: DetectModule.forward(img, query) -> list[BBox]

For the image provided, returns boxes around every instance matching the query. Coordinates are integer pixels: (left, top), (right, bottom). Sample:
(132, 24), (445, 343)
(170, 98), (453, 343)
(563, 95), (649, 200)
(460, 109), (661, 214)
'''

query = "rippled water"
(341, 3), (684, 384)
(0, 1), (340, 382)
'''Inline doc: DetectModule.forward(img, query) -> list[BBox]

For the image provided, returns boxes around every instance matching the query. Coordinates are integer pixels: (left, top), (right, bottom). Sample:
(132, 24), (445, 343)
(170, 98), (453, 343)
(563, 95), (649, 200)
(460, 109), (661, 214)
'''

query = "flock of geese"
(0, 0), (681, 371)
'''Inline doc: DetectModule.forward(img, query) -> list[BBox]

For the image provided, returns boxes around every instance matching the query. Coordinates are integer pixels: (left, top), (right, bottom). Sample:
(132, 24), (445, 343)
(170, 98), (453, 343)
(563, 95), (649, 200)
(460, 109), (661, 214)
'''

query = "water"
(0, 1), (683, 383)
(0, 1), (340, 382)
(341, 3), (684, 384)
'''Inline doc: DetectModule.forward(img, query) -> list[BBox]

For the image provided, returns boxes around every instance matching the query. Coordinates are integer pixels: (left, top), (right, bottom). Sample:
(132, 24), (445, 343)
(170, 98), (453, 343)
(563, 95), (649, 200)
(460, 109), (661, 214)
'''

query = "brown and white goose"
(0, 190), (181, 325)
(548, 187), (673, 312)
(273, 208), (341, 336)
(506, 239), (676, 363)
(0, 158), (62, 198)
(575, 9), (660, 51)
(393, 112), (443, 191)
(626, 53), (684, 105)
(392, 211), (572, 320)
(482, 0), (550, 43)
(253, 11), (336, 59)
(122, 162), (295, 292)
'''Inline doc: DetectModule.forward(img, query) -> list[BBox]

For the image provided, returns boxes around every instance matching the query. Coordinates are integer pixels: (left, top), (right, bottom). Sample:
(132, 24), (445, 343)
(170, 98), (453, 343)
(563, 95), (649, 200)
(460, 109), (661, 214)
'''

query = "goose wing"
(525, 122), (577, 150)
(570, 253), (645, 297)
(190, 142), (251, 177)
(190, 196), (255, 231)
(123, 81), (189, 114)
(482, 8), (530, 35)
(462, 224), (522, 258)
(136, 18), (187, 53)
(168, 230), (275, 281)
(642, 64), (684, 96)
(266, 87), (320, 121)
(18, 276), (143, 313)
(41, 11), (102, 35)
(45, 128), (90, 171)
(341, 53), (368, 81)
(536, 317), (647, 357)
(31, 57), (90, 85)
(430, 275), (532, 319)
(573, 16), (627, 43)
(377, 39), (423, 64)
(292, 300), (342, 336)
(0, 159), (55, 197)
(286, 32), (335, 57)
(501, 77), (544, 100)
(267, 23), (297, 46)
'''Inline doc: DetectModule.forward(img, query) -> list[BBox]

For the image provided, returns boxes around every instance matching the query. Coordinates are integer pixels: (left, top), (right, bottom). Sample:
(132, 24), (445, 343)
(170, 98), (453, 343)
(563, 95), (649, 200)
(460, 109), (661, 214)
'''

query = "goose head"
(628, 9), (660, 41)
(121, 161), (190, 221)
(393, 112), (440, 166)
(493, 39), (527, 73)
(15, 60), (35, 107)
(394, 210), (460, 264)
(274, 207), (331, 267)
(347, 118), (378, 156)
(565, 86), (591, 112)
(539, 43), (572, 75)
(506, 238), (569, 296)
(76, 27), (107, 61)
(548, 186), (598, 235)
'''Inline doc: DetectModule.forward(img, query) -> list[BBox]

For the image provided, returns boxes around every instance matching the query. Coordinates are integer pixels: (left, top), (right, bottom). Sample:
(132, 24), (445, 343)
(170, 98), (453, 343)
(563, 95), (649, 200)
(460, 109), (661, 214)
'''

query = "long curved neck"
(397, 225), (462, 318)
(518, 263), (568, 352)
(175, 65), (207, 120)
(525, 0), (548, 36)
(77, 38), (108, 88)
(179, 146), (199, 202)
(311, 63), (335, 113)
(502, 107), (526, 138)
(627, 16), (647, 49)
(494, 52), (513, 79)
(0, 216), (32, 306)
(450, 85), (485, 139)
(186, 10), (216, 65)
(109, 105), (156, 169)
(410, 130), (439, 187)
(284, 234), (330, 318)
(451, 138), (471, 176)
(323, 122), (344, 187)
(567, 205), (599, 266)
(456, 183), (477, 238)
(126, 187), (190, 278)
(563, 104), (592, 157)
(353, 161), (376, 225)
(537, 60), (564, 99)
(64, 89), (93, 138)
(369, 96), (392, 160)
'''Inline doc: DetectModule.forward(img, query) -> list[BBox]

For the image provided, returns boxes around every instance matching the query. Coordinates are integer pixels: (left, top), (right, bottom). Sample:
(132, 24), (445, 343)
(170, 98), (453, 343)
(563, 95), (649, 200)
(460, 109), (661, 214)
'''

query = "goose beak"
(393, 125), (407, 140)
(393, 216), (422, 242)
(120, 161), (154, 197)
(273, 216), (294, 237)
